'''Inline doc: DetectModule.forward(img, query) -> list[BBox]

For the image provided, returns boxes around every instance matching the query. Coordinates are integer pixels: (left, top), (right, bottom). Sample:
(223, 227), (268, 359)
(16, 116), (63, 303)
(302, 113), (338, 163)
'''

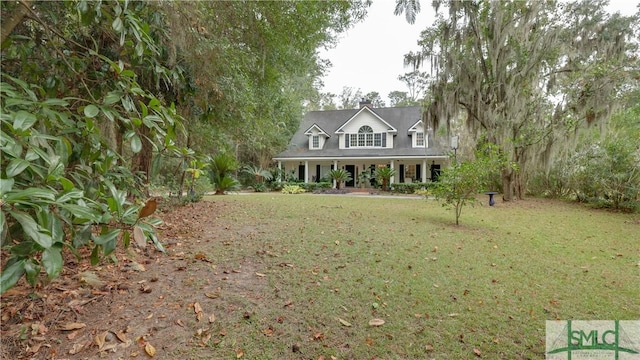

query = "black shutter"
(345, 135), (349, 148)
(382, 133), (387, 147)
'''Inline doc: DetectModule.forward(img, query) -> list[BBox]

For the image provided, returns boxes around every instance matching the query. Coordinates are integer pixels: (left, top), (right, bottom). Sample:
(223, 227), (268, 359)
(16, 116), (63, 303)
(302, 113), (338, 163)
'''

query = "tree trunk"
(501, 168), (514, 201)
(1, 0), (33, 44)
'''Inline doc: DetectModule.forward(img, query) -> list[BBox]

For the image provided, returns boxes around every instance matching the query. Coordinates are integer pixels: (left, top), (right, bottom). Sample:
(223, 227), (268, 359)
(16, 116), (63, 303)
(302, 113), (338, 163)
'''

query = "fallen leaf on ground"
(255, 272), (266, 277)
(208, 314), (216, 323)
(68, 342), (85, 355)
(236, 349), (244, 358)
(338, 318), (352, 327)
(145, 342), (156, 357)
(365, 337), (373, 346)
(205, 292), (219, 299)
(116, 331), (127, 343)
(94, 331), (107, 350)
(425, 344), (434, 351)
(368, 318), (385, 326)
(60, 322), (86, 331)
(473, 348), (482, 357)
(194, 302), (203, 314)
(26, 343), (42, 355)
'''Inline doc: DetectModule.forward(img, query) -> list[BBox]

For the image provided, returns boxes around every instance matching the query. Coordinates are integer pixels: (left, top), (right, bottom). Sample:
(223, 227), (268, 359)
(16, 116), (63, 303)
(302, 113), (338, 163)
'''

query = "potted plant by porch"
(358, 171), (371, 189)
(328, 169), (352, 190)
(374, 167), (396, 192)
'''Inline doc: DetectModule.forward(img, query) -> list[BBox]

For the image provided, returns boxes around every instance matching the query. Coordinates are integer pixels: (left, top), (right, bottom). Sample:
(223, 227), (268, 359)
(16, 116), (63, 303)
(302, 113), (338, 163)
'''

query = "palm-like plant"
(209, 153), (239, 195)
(328, 169), (353, 190)
(242, 164), (273, 184)
(374, 167), (397, 191)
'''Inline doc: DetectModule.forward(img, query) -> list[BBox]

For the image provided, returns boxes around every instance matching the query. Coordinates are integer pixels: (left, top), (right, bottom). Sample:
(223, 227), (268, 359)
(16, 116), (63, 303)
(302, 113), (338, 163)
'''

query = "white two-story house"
(273, 101), (448, 187)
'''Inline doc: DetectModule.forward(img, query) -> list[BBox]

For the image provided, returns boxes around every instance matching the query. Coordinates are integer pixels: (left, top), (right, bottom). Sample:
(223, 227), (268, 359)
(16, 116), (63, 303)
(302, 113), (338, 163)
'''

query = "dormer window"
(408, 120), (428, 148)
(304, 123), (329, 150)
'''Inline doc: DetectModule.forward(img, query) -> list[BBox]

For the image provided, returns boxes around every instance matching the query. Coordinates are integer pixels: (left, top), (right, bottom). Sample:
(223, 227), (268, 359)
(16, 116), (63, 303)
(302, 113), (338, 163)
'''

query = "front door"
(430, 164), (441, 182)
(298, 164), (305, 182)
(399, 164), (405, 183)
(345, 165), (355, 187)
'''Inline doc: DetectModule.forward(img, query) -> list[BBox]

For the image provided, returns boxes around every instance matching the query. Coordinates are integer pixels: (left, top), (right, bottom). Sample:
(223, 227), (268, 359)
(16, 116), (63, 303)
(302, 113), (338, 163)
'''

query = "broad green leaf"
(59, 177), (75, 192)
(122, 230), (131, 248)
(149, 233), (165, 253)
(84, 104), (99, 118)
(0, 211), (5, 239)
(10, 239), (35, 257)
(135, 42), (144, 57)
(0, 259), (26, 294)
(122, 204), (140, 221)
(145, 217), (163, 227)
(58, 204), (100, 222)
(112, 17), (123, 32)
(42, 247), (63, 278)
(56, 190), (84, 204)
(130, 134), (142, 153)
(103, 91), (122, 105)
(9, 210), (53, 249)
(49, 215), (64, 243)
(0, 178), (14, 194)
(93, 228), (120, 245)
(4, 187), (56, 202)
(90, 245), (100, 265)
(103, 236), (117, 256)
(42, 98), (69, 106)
(13, 110), (37, 131)
(5, 158), (30, 178)
(56, 137), (72, 164)
(73, 225), (93, 248)
(24, 148), (39, 161)
(24, 259), (40, 286)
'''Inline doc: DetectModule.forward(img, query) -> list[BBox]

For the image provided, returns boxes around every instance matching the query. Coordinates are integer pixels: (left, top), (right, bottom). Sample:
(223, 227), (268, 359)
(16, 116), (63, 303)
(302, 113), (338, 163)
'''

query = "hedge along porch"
(275, 158), (448, 187)
(273, 101), (448, 188)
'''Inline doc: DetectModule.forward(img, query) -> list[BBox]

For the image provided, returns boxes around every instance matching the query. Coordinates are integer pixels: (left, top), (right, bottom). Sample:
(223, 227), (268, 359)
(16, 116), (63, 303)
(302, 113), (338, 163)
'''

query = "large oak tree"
(404, 0), (638, 200)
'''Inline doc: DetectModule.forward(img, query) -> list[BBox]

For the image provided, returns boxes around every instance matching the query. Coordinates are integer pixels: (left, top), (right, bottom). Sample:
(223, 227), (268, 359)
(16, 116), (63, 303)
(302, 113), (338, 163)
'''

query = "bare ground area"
(1, 200), (272, 359)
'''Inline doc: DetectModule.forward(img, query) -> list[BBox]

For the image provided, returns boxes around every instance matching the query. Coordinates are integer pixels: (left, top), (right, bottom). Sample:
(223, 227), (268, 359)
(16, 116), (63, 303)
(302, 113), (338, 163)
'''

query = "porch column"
(333, 160), (338, 188)
(304, 160), (309, 183)
(277, 161), (282, 182)
(390, 160), (395, 184)
(422, 159), (427, 182)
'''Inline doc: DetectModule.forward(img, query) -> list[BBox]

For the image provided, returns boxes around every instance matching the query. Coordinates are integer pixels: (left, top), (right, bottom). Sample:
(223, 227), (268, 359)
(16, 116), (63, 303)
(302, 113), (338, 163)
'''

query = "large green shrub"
(0, 74), (172, 293)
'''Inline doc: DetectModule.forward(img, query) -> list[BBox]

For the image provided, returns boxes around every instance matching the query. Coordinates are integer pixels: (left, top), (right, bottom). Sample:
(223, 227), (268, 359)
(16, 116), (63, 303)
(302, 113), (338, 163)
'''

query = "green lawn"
(183, 194), (639, 359)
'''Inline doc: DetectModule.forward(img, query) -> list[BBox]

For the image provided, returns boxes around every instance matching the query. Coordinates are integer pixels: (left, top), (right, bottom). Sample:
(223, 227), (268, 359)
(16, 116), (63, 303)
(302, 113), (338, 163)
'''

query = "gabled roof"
(274, 105), (446, 160)
(335, 106), (397, 134)
(407, 119), (424, 134)
(303, 123), (330, 138)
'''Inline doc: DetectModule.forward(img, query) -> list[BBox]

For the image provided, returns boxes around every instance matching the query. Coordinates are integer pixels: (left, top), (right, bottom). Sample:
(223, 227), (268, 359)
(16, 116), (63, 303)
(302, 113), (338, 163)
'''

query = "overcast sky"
(319, 0), (638, 106)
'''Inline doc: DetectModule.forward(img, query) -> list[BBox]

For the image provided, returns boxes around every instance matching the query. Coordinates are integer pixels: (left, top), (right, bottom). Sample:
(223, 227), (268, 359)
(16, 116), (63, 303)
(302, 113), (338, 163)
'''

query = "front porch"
(275, 157), (448, 188)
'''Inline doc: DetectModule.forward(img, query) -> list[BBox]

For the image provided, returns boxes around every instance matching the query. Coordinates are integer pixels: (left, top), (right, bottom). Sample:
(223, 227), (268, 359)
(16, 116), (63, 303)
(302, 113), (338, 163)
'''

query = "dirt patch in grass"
(1, 200), (275, 359)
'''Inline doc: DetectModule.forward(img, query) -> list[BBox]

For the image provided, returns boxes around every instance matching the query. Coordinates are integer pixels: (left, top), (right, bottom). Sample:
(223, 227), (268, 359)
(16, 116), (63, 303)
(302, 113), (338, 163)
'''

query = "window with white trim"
(347, 126), (386, 148)
(312, 135), (319, 149)
(416, 132), (425, 147)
